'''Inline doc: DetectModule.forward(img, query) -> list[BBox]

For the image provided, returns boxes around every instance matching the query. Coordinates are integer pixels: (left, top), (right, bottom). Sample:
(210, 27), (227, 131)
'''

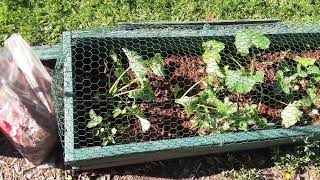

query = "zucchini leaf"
(122, 48), (148, 83)
(148, 53), (165, 77)
(225, 70), (264, 94)
(295, 57), (316, 67)
(235, 31), (270, 56)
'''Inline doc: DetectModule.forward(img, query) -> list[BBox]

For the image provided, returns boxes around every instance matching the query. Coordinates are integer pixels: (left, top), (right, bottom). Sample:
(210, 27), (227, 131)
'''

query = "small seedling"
(87, 49), (166, 145)
(87, 109), (128, 145)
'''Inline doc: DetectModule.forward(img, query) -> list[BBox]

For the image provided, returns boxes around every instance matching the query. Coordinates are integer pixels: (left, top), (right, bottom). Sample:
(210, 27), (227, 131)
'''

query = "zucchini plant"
(87, 48), (165, 145)
(175, 31), (273, 135)
(276, 56), (320, 127)
(85, 30), (320, 145)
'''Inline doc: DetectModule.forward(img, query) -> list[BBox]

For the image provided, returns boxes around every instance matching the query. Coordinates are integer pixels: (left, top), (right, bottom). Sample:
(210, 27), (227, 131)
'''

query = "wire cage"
(52, 21), (320, 169)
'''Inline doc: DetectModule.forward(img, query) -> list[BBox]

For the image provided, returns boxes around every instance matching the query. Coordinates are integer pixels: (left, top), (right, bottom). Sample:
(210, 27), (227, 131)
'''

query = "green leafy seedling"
(175, 96), (199, 115)
(93, 49), (167, 144)
(87, 109), (103, 128)
(295, 57), (316, 67)
(235, 31), (270, 75)
(175, 36), (272, 134)
(202, 40), (225, 79)
(122, 48), (148, 83)
(87, 109), (128, 146)
(235, 31), (271, 56)
(275, 70), (298, 94)
(276, 57), (319, 94)
(225, 70), (264, 94)
(306, 87), (320, 107)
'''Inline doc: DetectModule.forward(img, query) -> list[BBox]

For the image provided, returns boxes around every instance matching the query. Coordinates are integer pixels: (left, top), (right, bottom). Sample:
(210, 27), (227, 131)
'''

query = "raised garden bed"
(53, 22), (320, 169)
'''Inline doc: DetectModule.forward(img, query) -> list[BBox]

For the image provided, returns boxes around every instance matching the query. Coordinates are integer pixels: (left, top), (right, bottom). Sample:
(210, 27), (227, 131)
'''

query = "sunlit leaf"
(148, 53), (165, 77)
(122, 48), (148, 83)
(307, 88), (320, 106)
(111, 128), (117, 135)
(225, 70), (264, 94)
(202, 40), (225, 53)
(138, 116), (151, 132)
(299, 98), (312, 107)
(254, 71), (265, 83)
(295, 57), (316, 67)
(87, 109), (103, 128)
(235, 31), (270, 56)
(113, 108), (122, 118)
(298, 71), (308, 78)
(251, 32), (271, 50)
(235, 31), (252, 55)
(281, 103), (303, 128)
(175, 96), (199, 115)
(275, 70), (298, 94)
(206, 57), (225, 78)
(307, 65), (320, 75)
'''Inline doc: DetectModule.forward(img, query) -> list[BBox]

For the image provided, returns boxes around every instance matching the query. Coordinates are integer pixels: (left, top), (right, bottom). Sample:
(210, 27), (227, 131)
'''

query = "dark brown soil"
(133, 55), (208, 141)
(255, 50), (320, 63)
(122, 50), (320, 143)
(73, 49), (320, 147)
(164, 55), (207, 91)
(258, 104), (282, 120)
(254, 50), (320, 82)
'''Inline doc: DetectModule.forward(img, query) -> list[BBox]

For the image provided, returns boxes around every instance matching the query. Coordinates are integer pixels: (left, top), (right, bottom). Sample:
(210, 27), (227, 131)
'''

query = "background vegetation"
(1, 0), (320, 45)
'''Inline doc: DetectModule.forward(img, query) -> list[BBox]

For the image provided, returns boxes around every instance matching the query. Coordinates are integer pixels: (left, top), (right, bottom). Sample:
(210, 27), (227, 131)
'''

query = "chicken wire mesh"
(52, 22), (320, 167)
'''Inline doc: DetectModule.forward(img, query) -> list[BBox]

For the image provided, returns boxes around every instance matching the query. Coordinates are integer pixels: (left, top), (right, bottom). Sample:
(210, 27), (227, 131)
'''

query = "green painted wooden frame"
(62, 22), (320, 170)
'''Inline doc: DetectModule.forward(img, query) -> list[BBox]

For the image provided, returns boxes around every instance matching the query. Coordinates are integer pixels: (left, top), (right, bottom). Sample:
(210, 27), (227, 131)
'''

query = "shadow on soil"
(72, 147), (275, 179)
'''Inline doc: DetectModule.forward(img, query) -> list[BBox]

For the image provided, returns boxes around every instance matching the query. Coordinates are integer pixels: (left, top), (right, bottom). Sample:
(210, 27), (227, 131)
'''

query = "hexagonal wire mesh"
(52, 21), (320, 168)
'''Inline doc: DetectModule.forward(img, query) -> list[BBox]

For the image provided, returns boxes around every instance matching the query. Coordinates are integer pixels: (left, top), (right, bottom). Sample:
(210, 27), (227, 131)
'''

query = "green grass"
(1, 0), (320, 45)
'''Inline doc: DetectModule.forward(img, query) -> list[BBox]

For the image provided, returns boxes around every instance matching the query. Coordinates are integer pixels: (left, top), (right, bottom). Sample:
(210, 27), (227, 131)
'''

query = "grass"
(1, 0), (320, 45)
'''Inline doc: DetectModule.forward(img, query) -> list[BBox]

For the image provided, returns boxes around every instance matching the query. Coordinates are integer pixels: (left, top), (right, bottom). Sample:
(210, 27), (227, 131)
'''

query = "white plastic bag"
(0, 34), (57, 165)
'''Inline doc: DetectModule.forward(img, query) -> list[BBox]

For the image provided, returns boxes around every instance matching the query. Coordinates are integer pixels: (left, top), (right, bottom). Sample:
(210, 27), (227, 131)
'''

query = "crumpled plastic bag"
(0, 34), (57, 166)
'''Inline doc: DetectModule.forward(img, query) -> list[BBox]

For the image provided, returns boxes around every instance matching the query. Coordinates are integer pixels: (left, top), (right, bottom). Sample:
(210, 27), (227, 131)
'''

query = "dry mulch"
(0, 134), (66, 180)
(2, 132), (320, 180)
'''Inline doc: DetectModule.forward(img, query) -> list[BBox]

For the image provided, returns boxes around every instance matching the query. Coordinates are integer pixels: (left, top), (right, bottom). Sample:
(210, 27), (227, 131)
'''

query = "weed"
(274, 139), (320, 175)
(220, 167), (262, 180)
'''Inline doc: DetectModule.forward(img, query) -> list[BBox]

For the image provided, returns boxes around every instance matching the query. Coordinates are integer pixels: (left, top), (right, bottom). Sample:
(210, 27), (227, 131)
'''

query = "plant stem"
(225, 54), (245, 72)
(197, 104), (217, 111)
(113, 89), (139, 97)
(119, 79), (138, 92)
(181, 77), (207, 98)
(109, 68), (130, 95)
(250, 54), (256, 75)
